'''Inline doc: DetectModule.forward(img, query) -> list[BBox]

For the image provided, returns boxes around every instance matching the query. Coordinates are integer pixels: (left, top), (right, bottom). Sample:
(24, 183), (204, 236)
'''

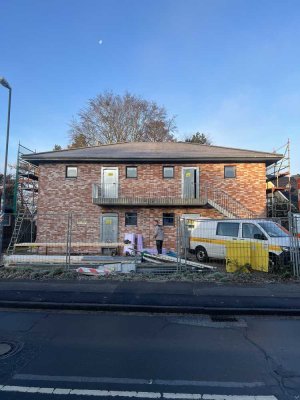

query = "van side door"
(215, 222), (240, 258)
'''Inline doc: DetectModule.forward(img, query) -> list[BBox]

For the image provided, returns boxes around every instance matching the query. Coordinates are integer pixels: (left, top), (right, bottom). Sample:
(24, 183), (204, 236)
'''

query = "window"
(224, 166), (236, 179)
(216, 222), (239, 237)
(126, 166), (137, 178)
(163, 213), (175, 226)
(242, 223), (265, 239)
(66, 166), (78, 178)
(163, 166), (174, 179)
(3, 214), (11, 227)
(258, 222), (289, 238)
(125, 212), (137, 226)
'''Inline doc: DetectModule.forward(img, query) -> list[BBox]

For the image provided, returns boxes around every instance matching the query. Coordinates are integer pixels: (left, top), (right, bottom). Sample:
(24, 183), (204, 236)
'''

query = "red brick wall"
(36, 162), (266, 250)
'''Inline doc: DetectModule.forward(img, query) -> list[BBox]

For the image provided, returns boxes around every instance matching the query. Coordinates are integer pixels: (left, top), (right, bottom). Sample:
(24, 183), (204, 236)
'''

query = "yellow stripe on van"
(269, 245), (282, 252)
(190, 237), (227, 245)
(190, 237), (282, 253)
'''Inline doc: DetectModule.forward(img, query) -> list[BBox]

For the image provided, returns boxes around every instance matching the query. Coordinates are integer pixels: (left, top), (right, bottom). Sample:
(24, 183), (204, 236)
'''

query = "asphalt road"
(0, 309), (299, 400)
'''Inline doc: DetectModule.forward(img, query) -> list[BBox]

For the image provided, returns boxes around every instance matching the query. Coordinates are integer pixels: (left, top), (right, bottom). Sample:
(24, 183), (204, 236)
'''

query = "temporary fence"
(289, 213), (300, 276)
(177, 216), (300, 275)
(1, 211), (300, 276)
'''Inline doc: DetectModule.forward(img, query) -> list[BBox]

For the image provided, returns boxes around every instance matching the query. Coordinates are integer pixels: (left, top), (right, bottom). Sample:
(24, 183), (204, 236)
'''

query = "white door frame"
(101, 167), (119, 198)
(101, 167), (119, 184)
(181, 167), (200, 198)
(100, 213), (119, 242)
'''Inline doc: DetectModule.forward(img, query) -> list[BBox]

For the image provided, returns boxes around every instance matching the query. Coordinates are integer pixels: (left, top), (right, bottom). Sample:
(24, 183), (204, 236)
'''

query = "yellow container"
(225, 241), (251, 273)
(250, 242), (269, 272)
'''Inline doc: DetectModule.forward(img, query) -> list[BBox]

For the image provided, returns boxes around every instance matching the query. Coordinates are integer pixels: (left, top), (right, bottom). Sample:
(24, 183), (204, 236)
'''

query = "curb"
(1, 300), (300, 315)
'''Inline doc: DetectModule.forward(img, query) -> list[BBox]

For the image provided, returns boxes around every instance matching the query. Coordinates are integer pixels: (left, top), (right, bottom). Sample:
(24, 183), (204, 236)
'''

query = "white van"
(189, 219), (294, 266)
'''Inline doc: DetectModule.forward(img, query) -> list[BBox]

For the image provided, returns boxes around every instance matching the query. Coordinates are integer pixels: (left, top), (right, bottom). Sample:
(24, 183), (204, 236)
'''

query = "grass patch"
(0, 264), (299, 284)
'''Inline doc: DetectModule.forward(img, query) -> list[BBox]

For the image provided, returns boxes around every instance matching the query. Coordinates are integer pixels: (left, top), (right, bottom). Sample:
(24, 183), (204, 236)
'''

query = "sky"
(0, 0), (299, 173)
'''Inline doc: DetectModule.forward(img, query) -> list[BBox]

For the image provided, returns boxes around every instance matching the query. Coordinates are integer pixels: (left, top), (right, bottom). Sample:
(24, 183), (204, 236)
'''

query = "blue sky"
(0, 0), (299, 173)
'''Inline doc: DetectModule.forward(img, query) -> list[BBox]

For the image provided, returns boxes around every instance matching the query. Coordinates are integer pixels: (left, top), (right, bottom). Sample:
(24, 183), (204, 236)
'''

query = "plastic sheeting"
(123, 233), (136, 255)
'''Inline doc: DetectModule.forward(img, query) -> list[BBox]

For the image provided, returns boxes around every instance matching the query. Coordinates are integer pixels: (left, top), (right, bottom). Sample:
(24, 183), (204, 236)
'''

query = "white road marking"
(0, 385), (278, 399)
(39, 387), (55, 394)
(203, 397), (277, 400)
(163, 394), (202, 399)
(53, 388), (72, 394)
(13, 374), (265, 388)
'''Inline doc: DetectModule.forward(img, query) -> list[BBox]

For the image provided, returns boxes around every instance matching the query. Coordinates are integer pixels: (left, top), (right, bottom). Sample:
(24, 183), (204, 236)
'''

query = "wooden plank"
(143, 253), (216, 270)
(15, 242), (124, 248)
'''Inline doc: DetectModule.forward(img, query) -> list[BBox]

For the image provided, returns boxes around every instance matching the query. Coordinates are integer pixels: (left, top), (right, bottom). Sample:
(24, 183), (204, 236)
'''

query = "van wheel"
(195, 246), (208, 262)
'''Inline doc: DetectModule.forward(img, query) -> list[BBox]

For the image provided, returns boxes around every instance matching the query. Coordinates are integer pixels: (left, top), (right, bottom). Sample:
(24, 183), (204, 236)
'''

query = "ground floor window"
(125, 212), (137, 226)
(163, 213), (175, 226)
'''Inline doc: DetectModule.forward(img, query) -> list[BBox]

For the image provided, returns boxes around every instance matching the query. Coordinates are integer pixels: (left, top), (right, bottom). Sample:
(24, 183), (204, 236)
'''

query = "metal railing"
(92, 183), (206, 206)
(202, 186), (256, 218)
(92, 182), (256, 218)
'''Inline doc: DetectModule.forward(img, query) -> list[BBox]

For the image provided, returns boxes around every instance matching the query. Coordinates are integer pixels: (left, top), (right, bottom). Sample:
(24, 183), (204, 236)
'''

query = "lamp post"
(0, 77), (12, 264)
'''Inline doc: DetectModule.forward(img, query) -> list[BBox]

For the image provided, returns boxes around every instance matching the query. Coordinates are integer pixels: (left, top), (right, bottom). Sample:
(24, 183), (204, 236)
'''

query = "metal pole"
(176, 216), (179, 272)
(13, 142), (20, 214)
(68, 212), (72, 269)
(0, 85), (12, 264)
(66, 213), (70, 269)
(287, 139), (292, 213)
(184, 218), (187, 271)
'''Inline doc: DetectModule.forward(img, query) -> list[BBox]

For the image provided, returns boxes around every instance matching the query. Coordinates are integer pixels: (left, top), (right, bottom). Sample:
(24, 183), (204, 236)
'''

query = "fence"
(1, 211), (300, 276)
(289, 213), (300, 275)
(177, 215), (300, 275)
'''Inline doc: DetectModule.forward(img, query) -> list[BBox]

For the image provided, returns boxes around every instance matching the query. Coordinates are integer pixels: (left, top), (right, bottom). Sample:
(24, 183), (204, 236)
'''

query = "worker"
(153, 219), (164, 255)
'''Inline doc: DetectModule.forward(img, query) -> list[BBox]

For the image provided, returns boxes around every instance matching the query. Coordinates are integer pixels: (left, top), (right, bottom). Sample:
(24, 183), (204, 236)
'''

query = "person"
(154, 219), (164, 255)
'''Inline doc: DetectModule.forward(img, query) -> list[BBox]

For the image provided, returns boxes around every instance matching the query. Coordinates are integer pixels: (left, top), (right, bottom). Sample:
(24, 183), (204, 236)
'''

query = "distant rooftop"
(23, 142), (282, 165)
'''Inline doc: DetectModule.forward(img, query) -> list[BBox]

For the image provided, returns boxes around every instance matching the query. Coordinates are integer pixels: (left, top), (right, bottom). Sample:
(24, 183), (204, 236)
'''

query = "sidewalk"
(0, 279), (300, 314)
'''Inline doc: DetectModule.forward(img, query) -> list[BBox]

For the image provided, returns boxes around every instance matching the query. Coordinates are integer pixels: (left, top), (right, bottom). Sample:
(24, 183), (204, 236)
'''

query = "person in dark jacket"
(154, 219), (164, 255)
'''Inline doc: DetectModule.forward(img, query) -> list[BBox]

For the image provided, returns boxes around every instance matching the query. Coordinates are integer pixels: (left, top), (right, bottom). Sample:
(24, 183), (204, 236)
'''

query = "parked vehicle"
(189, 219), (294, 267)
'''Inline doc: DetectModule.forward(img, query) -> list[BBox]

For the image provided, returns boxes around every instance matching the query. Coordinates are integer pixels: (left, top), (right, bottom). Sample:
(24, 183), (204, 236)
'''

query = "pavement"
(0, 279), (300, 314)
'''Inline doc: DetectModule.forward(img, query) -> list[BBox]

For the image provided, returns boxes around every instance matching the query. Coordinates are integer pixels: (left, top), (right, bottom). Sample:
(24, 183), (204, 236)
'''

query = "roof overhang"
(23, 156), (282, 166)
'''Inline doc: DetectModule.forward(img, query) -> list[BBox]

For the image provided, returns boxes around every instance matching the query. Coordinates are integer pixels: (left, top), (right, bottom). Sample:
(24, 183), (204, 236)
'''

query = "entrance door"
(102, 167), (118, 198)
(101, 214), (118, 243)
(182, 167), (199, 198)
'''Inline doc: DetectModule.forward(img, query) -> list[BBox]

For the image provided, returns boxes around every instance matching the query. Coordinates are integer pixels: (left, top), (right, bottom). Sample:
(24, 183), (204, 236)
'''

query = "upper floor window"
(126, 166), (137, 178)
(66, 166), (78, 178)
(224, 166), (236, 179)
(216, 222), (239, 237)
(163, 166), (174, 179)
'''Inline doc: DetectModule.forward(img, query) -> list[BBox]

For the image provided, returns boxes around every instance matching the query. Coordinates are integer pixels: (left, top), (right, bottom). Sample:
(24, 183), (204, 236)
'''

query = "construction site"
(1, 141), (300, 278)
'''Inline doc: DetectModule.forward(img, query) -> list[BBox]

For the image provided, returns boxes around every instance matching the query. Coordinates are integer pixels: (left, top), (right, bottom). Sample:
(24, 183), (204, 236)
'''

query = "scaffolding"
(266, 140), (292, 218)
(7, 143), (38, 254)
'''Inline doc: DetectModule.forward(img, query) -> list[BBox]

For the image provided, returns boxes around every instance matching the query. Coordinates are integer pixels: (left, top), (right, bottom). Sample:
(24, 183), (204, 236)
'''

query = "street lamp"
(0, 77), (12, 264)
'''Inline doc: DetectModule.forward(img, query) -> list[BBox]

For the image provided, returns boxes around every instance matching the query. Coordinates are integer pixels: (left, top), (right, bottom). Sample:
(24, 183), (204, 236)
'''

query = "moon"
(98, 40), (103, 45)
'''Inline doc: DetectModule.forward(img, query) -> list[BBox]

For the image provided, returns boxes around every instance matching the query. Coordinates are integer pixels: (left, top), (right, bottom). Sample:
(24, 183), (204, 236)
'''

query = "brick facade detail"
(37, 162), (266, 251)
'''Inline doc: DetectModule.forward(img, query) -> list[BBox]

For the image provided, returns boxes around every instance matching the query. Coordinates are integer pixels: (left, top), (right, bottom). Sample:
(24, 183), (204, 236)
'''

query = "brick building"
(23, 142), (281, 251)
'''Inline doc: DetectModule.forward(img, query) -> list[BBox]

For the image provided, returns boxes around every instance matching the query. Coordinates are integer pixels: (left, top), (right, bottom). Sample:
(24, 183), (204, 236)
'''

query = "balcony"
(92, 183), (207, 207)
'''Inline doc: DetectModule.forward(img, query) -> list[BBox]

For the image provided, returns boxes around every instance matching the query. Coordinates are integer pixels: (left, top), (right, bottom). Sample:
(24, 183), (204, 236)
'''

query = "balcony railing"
(92, 183), (206, 206)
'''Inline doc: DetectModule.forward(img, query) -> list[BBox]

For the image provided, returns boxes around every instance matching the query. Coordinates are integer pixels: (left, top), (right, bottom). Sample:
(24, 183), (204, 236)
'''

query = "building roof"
(23, 142), (282, 165)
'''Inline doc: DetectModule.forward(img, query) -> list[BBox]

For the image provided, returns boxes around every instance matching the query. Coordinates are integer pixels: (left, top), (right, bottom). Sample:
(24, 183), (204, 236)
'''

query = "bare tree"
(185, 132), (212, 145)
(69, 92), (176, 147)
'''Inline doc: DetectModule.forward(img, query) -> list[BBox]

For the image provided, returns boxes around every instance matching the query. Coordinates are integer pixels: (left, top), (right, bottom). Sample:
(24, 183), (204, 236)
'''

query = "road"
(0, 309), (299, 400)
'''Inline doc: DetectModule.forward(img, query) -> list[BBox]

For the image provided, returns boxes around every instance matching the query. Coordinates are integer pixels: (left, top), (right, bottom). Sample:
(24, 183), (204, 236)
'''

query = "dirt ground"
(0, 262), (299, 284)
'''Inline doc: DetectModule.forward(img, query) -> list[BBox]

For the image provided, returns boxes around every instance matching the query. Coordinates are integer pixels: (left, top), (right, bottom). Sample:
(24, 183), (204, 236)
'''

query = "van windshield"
(258, 222), (290, 238)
